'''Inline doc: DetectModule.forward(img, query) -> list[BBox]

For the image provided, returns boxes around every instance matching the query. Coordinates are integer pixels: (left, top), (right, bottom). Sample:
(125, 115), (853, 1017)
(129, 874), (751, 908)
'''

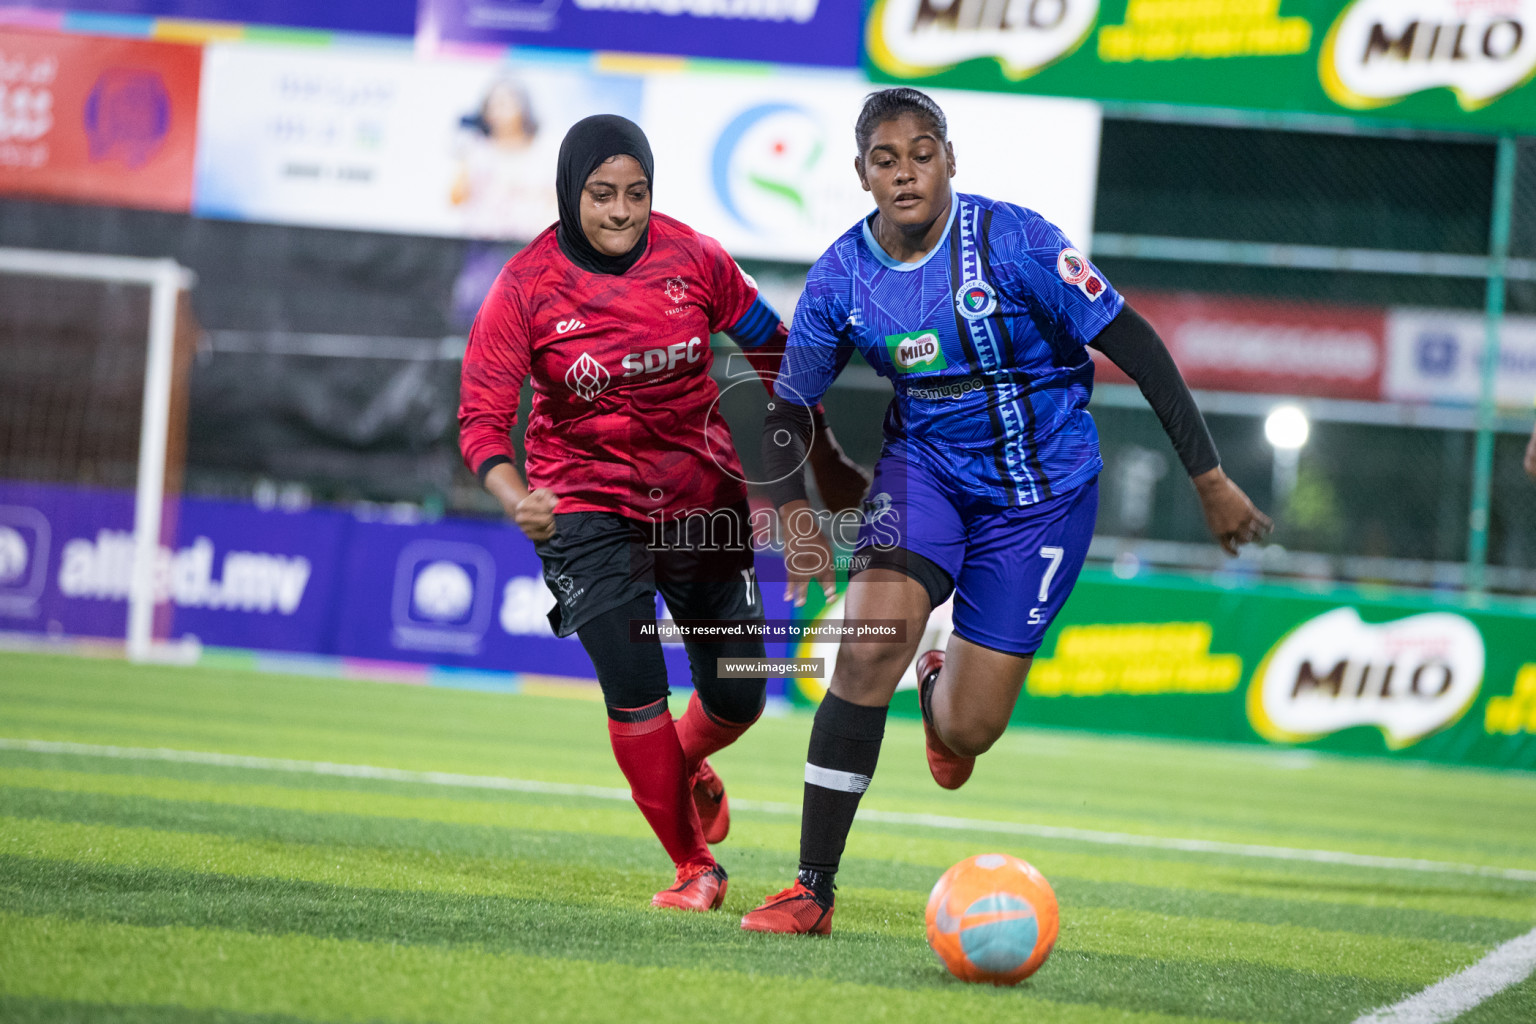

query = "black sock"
(797, 691), (888, 895)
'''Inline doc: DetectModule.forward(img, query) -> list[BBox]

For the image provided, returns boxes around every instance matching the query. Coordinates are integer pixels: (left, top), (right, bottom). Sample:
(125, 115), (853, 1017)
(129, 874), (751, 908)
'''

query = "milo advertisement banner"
(791, 571), (1536, 770)
(863, 1), (1536, 134)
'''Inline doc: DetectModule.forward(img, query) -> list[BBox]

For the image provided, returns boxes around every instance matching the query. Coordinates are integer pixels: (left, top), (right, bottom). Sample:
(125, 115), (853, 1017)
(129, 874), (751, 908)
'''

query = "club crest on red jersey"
(664, 276), (688, 304)
(565, 351), (611, 402)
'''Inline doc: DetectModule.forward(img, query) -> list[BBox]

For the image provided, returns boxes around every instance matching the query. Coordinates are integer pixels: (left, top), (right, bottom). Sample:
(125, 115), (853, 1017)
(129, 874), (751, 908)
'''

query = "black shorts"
(535, 501), (764, 638)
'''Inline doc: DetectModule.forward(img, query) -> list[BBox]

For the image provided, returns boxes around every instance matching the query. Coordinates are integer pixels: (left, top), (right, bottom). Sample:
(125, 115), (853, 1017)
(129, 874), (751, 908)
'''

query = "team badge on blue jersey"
(955, 278), (997, 320)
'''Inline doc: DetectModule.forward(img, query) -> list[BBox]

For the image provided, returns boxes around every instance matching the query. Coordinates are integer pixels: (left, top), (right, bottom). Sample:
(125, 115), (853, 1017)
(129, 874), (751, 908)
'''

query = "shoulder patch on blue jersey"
(1057, 248), (1090, 285)
(1057, 247), (1106, 301)
(955, 278), (997, 320)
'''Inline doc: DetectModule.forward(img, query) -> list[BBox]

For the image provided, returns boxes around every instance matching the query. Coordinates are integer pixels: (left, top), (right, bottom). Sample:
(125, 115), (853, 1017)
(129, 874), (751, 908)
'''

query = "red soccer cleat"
(652, 860), (728, 911)
(691, 759), (730, 845)
(740, 881), (834, 935)
(917, 650), (975, 791)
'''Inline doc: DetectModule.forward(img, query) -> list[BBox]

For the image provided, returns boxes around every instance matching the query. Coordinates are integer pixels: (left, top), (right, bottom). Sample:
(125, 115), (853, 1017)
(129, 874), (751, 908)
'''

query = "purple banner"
(18, 1), (417, 36)
(419, 0), (859, 68)
(331, 515), (598, 679)
(0, 481), (793, 695)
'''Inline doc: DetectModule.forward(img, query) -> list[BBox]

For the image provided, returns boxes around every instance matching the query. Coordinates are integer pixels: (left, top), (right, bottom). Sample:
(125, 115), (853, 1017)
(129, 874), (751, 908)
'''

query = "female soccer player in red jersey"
(741, 89), (1272, 934)
(458, 115), (865, 912)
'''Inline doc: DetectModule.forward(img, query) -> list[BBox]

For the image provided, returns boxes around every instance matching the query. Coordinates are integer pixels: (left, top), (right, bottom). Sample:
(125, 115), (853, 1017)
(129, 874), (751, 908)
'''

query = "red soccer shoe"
(691, 759), (730, 845)
(740, 881), (834, 935)
(916, 650), (975, 791)
(652, 861), (728, 911)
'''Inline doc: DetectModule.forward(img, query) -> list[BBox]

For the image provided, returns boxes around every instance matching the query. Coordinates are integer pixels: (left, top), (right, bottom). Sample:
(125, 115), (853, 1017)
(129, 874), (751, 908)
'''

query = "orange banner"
(0, 29), (200, 212)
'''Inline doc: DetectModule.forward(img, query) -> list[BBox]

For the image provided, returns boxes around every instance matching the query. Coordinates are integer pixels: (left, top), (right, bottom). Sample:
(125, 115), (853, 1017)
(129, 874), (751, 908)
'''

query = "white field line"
(4, 737), (1536, 885)
(1352, 924), (1536, 1024)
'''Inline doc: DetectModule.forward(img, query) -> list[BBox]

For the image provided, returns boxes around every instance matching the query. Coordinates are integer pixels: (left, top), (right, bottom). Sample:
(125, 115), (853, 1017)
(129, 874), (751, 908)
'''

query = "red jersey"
(459, 212), (779, 521)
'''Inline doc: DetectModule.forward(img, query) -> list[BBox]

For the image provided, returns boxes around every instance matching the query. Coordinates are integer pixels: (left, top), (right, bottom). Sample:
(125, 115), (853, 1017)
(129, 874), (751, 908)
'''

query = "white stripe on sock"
(805, 763), (871, 794)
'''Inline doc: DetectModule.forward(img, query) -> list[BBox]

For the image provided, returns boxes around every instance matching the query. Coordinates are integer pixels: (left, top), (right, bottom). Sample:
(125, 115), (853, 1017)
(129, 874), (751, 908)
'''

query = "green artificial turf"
(1, 650), (1533, 1023)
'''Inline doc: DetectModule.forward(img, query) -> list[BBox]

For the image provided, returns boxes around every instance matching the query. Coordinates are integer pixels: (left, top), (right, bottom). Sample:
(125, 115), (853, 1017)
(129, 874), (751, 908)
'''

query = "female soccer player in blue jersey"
(741, 88), (1272, 935)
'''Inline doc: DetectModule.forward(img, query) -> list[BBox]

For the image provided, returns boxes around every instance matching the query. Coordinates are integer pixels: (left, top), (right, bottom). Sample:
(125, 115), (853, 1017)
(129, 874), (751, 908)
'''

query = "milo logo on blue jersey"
(885, 331), (948, 374)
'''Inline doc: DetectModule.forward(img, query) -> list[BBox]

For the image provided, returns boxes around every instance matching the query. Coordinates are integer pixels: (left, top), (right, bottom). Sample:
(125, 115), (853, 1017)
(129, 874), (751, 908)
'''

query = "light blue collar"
(861, 195), (958, 272)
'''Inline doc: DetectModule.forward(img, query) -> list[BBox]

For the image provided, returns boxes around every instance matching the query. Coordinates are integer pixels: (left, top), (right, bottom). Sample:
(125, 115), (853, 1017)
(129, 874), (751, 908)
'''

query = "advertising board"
(790, 571), (1536, 769)
(1097, 291), (1387, 400)
(640, 68), (1101, 262)
(1384, 308), (1536, 408)
(0, 481), (799, 692)
(419, 0), (861, 67)
(0, 27), (200, 210)
(194, 43), (640, 240)
(864, 1), (1536, 134)
(10, 1), (416, 36)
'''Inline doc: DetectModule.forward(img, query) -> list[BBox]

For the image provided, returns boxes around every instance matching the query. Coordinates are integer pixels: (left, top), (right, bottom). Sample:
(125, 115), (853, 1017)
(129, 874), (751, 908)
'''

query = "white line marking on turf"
(0, 738), (634, 802)
(1352, 924), (1536, 1024)
(5, 737), (1536, 885)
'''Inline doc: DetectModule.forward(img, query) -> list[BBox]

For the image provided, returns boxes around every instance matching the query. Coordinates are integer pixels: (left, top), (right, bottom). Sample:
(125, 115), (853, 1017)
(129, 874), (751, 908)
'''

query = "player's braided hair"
(855, 88), (948, 157)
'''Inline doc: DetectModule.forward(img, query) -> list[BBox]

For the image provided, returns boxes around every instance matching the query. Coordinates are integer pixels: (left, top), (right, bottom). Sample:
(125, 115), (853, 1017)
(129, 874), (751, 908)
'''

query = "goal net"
(0, 247), (196, 661)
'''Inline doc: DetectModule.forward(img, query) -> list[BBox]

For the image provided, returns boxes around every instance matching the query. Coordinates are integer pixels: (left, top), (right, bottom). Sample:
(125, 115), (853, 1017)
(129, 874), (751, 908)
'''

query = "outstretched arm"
(1090, 304), (1272, 555)
(763, 400), (837, 607)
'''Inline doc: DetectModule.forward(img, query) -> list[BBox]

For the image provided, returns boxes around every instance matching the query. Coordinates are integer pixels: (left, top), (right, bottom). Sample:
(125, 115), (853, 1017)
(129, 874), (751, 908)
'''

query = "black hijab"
(555, 114), (655, 276)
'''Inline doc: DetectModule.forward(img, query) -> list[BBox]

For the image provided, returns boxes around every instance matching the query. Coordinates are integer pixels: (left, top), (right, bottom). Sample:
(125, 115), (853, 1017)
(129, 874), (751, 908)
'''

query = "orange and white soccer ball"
(925, 853), (1059, 985)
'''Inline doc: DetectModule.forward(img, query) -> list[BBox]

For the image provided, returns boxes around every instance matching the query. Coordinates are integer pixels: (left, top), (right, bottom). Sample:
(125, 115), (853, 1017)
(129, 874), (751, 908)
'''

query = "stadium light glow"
(1264, 405), (1310, 451)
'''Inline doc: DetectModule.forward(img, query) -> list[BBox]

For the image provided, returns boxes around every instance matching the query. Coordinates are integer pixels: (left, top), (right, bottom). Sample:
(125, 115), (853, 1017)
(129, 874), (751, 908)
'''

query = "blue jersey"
(780, 193), (1123, 507)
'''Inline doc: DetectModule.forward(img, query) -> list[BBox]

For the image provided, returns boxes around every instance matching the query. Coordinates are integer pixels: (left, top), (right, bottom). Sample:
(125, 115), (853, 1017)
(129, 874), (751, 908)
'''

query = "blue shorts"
(855, 456), (1097, 656)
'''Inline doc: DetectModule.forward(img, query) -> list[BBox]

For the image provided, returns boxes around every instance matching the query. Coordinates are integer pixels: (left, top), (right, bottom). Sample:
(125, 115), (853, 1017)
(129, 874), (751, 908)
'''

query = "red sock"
(675, 691), (759, 779)
(608, 699), (711, 869)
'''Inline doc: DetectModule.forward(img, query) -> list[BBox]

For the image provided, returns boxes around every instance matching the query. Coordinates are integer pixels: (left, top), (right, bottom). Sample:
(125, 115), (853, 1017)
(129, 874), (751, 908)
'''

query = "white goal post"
(0, 247), (196, 662)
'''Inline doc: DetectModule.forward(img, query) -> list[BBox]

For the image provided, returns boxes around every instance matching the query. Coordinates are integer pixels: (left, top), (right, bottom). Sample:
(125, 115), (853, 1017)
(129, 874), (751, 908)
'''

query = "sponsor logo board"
(1028, 622), (1243, 697)
(1095, 291), (1387, 400)
(0, 505), (49, 618)
(1486, 664), (1536, 736)
(194, 44), (639, 241)
(0, 29), (199, 211)
(1248, 608), (1485, 749)
(0, 481), (787, 688)
(14, 0), (415, 35)
(862, 1), (1536, 135)
(1384, 308), (1536, 406)
(640, 68), (1099, 263)
(1323, 0), (1536, 113)
(391, 540), (496, 654)
(866, 0), (1100, 80)
(57, 531), (312, 615)
(419, 0), (860, 68)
